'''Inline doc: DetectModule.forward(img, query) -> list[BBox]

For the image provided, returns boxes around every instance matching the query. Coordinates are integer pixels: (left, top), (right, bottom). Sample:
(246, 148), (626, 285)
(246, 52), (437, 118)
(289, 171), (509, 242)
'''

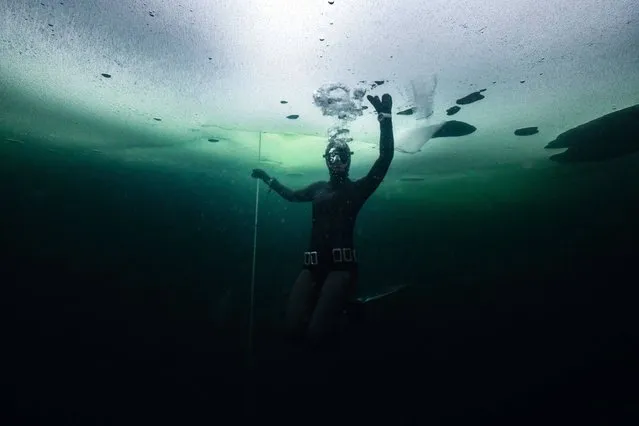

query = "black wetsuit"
(266, 118), (394, 343)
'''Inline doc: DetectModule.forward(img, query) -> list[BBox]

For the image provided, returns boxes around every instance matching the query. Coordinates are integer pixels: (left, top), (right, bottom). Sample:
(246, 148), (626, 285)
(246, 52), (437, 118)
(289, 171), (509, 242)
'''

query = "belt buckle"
(343, 248), (353, 262)
(304, 251), (319, 265)
(332, 248), (342, 263)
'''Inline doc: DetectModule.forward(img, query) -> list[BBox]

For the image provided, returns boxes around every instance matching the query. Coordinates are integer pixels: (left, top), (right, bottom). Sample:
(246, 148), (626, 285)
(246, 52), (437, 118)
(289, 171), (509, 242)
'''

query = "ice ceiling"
(1, 0), (638, 179)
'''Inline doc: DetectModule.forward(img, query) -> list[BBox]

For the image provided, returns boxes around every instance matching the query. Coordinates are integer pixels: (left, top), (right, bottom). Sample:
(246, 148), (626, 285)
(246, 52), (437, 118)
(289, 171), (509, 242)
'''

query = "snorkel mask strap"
(324, 147), (353, 163)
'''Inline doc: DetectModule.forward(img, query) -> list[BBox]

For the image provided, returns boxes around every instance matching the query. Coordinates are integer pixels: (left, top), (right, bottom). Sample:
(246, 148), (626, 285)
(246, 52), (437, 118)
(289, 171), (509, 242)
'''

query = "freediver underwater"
(250, 93), (396, 347)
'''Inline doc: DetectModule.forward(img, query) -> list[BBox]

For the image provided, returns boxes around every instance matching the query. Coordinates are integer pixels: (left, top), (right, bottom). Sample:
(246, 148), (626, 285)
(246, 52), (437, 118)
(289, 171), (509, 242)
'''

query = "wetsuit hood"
(324, 141), (352, 178)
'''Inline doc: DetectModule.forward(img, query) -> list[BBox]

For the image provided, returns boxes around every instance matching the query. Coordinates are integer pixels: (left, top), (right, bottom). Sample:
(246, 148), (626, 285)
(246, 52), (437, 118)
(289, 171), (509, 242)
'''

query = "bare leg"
(307, 270), (354, 347)
(284, 269), (318, 341)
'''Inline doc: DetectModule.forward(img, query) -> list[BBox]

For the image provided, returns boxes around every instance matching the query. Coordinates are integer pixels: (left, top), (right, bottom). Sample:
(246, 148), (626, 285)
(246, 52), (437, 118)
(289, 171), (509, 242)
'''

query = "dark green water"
(3, 137), (638, 425)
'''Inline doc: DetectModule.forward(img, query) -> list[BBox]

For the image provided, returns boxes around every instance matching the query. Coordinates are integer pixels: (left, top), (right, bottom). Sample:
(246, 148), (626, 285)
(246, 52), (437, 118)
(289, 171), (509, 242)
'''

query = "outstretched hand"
(367, 93), (392, 114)
(251, 168), (269, 181)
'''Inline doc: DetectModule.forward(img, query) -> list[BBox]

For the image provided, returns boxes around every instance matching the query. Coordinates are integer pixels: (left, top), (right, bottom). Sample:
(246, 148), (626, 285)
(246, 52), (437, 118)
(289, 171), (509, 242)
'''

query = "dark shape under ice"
(514, 127), (538, 136)
(455, 89), (486, 105)
(446, 106), (461, 116)
(432, 120), (477, 138)
(545, 104), (639, 163)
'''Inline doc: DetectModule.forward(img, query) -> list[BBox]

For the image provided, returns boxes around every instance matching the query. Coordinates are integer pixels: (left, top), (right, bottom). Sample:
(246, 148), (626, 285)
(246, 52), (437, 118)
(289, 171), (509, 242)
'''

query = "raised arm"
(356, 94), (395, 198)
(251, 168), (321, 202)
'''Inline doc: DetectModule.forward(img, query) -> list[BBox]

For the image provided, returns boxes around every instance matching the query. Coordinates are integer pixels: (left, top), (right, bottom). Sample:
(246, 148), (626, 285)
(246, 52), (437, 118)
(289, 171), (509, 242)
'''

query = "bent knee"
(306, 315), (346, 348)
(284, 315), (308, 342)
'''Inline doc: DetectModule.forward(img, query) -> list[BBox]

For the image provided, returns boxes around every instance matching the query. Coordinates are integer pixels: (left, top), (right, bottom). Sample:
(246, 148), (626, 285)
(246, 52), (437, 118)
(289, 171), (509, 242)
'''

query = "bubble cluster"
(327, 126), (352, 145)
(312, 82), (370, 145)
(312, 82), (367, 121)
